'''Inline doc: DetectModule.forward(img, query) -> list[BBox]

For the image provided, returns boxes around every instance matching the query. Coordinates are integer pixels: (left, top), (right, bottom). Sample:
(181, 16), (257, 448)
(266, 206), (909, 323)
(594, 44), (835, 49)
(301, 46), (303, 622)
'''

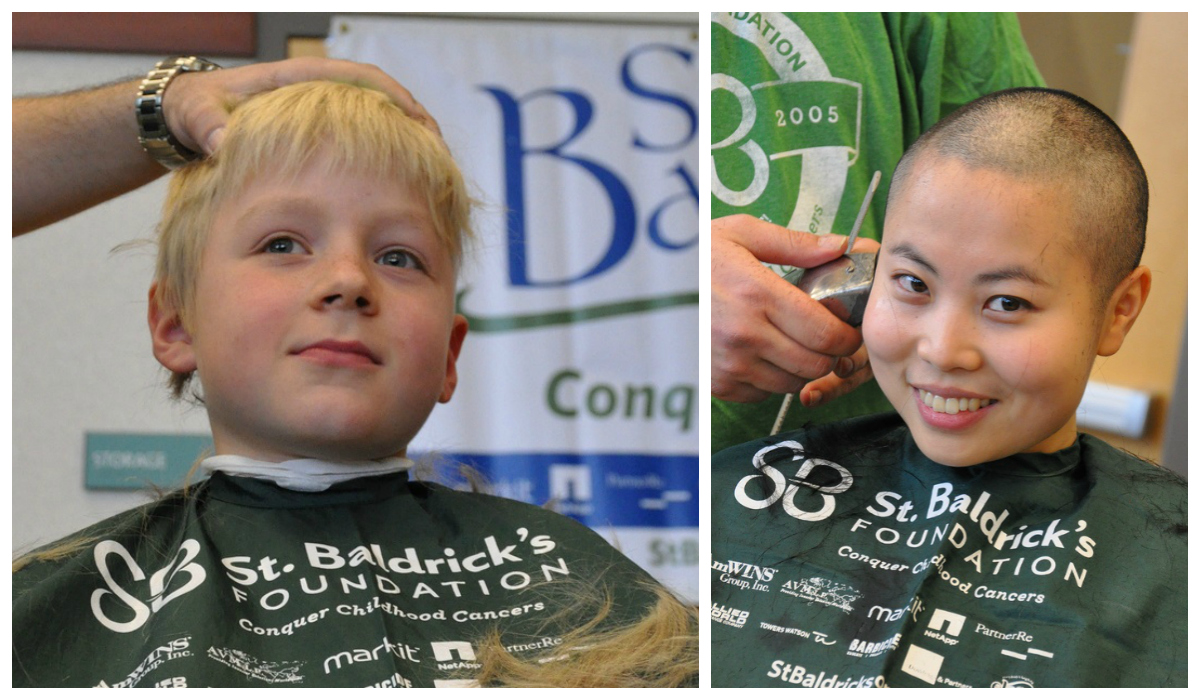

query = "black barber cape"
(711, 413), (1186, 687)
(14, 471), (660, 687)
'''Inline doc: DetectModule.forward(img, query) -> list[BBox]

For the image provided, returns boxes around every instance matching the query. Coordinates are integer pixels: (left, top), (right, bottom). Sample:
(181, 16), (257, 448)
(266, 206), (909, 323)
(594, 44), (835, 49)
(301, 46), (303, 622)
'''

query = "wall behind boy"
(10, 51), (252, 552)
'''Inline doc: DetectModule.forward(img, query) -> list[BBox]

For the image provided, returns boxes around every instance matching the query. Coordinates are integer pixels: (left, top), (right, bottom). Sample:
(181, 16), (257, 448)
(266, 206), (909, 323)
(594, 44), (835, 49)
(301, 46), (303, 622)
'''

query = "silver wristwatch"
(136, 56), (221, 169)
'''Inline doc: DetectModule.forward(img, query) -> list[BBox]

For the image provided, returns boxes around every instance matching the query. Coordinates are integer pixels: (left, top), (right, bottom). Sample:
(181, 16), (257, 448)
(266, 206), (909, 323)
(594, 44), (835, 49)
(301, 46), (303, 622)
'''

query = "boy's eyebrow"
(235, 197), (317, 224)
(887, 242), (1049, 286)
(236, 196), (429, 229)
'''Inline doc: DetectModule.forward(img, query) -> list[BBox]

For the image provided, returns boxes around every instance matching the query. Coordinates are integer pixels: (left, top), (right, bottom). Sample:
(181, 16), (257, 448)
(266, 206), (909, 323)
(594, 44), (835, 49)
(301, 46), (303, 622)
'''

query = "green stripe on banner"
(457, 290), (699, 332)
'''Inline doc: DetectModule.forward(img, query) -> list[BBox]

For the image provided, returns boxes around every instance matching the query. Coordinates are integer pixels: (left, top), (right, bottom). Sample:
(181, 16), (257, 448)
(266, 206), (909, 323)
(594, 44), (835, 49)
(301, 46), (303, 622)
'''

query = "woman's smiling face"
(863, 156), (1106, 467)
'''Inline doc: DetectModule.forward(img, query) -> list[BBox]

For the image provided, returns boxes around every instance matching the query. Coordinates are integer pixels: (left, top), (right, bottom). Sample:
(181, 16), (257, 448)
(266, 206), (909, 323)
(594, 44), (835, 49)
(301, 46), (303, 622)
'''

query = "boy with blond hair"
(14, 81), (695, 688)
(711, 88), (1185, 687)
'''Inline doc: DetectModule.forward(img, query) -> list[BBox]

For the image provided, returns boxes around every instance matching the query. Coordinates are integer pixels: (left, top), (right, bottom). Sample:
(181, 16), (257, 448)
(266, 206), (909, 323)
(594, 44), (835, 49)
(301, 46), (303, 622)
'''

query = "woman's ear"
(1097, 266), (1151, 357)
(148, 284), (197, 373)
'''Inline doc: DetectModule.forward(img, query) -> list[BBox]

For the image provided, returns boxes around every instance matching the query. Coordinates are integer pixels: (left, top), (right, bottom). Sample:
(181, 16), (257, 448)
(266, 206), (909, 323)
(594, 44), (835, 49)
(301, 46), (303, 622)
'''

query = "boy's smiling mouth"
(293, 339), (381, 367)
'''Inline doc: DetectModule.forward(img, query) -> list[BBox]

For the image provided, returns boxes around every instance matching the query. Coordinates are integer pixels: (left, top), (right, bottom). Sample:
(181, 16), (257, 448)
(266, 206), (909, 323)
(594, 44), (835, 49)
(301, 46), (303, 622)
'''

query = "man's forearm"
(13, 79), (165, 236)
(13, 57), (442, 237)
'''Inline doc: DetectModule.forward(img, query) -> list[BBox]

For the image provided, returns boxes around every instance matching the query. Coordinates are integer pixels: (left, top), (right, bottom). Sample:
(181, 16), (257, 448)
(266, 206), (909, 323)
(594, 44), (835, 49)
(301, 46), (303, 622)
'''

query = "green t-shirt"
(711, 12), (1045, 452)
(711, 413), (1187, 687)
(13, 472), (661, 687)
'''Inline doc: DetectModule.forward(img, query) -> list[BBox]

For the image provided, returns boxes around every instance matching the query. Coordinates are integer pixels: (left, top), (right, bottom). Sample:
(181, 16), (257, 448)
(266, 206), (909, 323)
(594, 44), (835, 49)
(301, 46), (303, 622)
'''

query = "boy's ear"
(148, 284), (198, 373)
(1097, 265), (1151, 357)
(438, 314), (469, 403)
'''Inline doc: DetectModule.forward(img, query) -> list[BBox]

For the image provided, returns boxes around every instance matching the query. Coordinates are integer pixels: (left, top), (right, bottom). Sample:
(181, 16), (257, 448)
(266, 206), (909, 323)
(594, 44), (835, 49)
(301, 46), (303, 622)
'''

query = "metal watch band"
(136, 56), (221, 169)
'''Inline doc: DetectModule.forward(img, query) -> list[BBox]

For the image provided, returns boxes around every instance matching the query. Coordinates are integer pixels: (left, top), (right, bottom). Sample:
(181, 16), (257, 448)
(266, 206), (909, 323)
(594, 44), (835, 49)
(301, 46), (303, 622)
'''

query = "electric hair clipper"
(783, 251), (877, 327)
(783, 170), (882, 327)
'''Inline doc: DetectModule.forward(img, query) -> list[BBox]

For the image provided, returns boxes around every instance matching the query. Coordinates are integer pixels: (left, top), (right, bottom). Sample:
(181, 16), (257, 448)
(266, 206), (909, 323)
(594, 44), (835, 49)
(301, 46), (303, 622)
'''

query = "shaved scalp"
(888, 88), (1147, 303)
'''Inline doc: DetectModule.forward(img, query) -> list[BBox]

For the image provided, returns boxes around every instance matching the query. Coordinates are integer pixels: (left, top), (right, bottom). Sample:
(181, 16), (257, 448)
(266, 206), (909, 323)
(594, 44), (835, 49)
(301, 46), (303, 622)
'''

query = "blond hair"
(153, 80), (474, 397)
(472, 586), (699, 687)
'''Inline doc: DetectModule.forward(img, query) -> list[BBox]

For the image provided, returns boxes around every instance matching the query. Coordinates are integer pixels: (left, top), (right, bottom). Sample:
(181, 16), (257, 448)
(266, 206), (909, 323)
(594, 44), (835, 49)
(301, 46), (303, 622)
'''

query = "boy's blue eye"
(895, 274), (928, 294)
(263, 237), (299, 254)
(985, 295), (1030, 313)
(376, 249), (421, 269)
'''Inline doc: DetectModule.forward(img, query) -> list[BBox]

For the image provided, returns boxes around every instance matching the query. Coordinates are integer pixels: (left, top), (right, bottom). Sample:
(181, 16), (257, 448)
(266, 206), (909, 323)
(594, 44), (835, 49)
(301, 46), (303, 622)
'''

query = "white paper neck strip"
(202, 454), (413, 492)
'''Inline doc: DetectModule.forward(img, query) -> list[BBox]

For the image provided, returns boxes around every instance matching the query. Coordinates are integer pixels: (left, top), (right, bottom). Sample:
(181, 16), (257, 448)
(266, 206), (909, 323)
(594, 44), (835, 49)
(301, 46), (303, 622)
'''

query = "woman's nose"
(916, 308), (983, 372)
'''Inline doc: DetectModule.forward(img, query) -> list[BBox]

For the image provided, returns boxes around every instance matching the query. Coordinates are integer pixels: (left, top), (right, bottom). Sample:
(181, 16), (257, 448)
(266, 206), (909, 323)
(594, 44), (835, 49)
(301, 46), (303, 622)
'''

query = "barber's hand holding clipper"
(711, 218), (879, 405)
(712, 172), (881, 407)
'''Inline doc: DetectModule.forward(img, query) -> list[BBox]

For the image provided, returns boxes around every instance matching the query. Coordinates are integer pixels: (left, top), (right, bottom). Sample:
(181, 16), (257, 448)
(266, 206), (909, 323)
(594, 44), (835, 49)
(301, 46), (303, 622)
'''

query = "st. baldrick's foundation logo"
(734, 440), (853, 521)
(90, 539), (207, 633)
(457, 42), (699, 332)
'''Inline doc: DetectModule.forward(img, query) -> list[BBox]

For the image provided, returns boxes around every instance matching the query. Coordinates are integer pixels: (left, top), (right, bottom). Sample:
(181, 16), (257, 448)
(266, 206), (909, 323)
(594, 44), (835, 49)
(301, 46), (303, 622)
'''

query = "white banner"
(327, 16), (699, 600)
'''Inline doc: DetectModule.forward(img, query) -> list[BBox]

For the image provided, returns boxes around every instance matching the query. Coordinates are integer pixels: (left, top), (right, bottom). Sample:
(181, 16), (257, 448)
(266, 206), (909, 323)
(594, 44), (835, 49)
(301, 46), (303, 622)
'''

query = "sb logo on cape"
(734, 440), (853, 522)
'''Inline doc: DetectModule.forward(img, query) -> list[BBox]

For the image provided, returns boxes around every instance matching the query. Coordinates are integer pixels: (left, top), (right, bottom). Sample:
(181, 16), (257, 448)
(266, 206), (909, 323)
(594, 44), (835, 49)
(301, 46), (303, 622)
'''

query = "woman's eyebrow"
(887, 243), (1049, 286)
(975, 266), (1048, 286)
(887, 242), (937, 274)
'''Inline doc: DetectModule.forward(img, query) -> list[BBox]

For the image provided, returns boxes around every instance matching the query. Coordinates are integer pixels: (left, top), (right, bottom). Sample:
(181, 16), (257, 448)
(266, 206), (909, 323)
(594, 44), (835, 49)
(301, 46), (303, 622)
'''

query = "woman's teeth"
(919, 389), (992, 415)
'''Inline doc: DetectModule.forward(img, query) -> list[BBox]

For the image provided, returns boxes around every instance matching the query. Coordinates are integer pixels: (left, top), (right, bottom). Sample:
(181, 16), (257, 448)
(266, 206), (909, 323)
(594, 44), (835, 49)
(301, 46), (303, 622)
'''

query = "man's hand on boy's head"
(712, 215), (878, 403)
(163, 57), (441, 156)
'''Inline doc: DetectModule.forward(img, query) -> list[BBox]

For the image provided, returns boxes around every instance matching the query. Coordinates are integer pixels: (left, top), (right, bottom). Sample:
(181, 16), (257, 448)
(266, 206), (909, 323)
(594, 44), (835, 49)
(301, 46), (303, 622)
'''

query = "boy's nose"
(322, 293), (372, 310)
(916, 311), (983, 372)
(312, 255), (377, 314)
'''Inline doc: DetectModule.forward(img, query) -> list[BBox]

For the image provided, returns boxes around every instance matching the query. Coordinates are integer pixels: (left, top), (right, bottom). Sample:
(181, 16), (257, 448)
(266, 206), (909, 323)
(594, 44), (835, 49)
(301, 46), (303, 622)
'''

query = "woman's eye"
(263, 237), (300, 254)
(985, 295), (1030, 313)
(895, 274), (928, 294)
(377, 249), (422, 269)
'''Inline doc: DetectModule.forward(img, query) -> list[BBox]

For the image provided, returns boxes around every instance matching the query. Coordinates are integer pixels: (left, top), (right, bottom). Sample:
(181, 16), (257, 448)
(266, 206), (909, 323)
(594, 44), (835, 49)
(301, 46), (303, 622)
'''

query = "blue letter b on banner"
(482, 86), (636, 288)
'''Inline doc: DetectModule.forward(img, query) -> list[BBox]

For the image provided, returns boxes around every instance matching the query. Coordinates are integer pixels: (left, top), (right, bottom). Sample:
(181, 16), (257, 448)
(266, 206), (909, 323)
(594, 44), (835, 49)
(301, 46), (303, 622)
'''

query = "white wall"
(11, 52), (252, 550)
